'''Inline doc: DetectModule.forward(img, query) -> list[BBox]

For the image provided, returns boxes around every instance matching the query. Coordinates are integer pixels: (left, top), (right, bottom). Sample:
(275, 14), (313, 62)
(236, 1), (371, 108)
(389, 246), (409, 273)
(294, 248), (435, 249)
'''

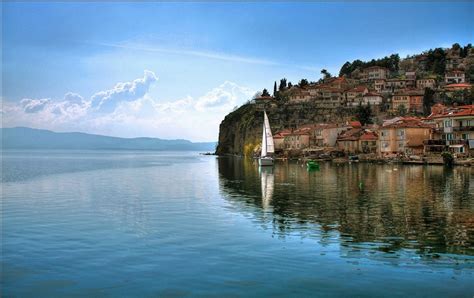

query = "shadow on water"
(218, 157), (474, 257)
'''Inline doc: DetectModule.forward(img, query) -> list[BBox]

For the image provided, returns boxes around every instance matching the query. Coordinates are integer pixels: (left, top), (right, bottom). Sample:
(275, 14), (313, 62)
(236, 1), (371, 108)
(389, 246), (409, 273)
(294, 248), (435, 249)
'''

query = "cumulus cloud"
(91, 70), (158, 112)
(195, 81), (255, 111)
(20, 98), (50, 113)
(2, 71), (255, 141)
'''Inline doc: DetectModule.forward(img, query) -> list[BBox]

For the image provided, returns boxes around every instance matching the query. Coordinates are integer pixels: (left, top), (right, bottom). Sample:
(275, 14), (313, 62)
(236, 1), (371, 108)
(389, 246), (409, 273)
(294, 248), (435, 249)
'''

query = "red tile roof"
(428, 105), (474, 119)
(347, 85), (368, 93)
(444, 83), (471, 89)
(350, 121), (362, 128)
(383, 118), (433, 129)
(360, 131), (378, 141)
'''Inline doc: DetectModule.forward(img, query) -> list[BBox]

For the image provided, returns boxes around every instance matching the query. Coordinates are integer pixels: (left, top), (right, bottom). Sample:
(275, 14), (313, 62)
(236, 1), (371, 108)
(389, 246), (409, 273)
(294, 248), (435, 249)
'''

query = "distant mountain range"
(1, 127), (216, 151)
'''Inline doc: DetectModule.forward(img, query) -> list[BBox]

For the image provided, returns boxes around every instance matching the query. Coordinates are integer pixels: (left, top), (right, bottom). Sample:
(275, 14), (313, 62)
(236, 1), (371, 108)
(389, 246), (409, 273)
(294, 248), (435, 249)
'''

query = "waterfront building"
(424, 105), (474, 155)
(379, 117), (432, 155)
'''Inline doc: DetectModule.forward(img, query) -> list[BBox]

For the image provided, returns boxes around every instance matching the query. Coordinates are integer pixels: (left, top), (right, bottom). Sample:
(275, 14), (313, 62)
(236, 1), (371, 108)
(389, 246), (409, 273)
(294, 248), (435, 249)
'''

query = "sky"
(1, 2), (473, 141)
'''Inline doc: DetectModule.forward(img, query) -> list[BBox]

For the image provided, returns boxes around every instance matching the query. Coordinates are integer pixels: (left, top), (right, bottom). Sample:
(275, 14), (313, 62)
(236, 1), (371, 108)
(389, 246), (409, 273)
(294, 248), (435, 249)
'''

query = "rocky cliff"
(215, 102), (357, 156)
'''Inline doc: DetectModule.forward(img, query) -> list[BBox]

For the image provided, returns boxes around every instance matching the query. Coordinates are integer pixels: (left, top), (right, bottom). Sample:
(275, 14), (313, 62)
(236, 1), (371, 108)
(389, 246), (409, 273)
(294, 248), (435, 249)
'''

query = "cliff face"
(215, 102), (357, 155)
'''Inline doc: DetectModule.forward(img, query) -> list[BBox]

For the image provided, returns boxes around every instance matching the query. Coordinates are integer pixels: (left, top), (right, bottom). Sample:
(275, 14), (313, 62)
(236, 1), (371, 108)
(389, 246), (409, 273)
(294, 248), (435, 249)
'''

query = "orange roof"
(360, 131), (378, 141)
(350, 121), (362, 128)
(444, 83), (471, 89)
(364, 92), (382, 97)
(337, 128), (363, 141)
(347, 85), (368, 93)
(383, 118), (433, 129)
(429, 105), (474, 119)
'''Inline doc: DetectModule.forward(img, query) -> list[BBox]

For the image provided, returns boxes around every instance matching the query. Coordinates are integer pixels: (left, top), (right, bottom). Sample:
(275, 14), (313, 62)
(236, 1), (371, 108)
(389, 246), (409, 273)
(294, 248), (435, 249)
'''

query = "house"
(283, 128), (311, 150)
(416, 78), (436, 89)
(364, 66), (389, 81)
(324, 77), (352, 89)
(273, 129), (292, 151)
(362, 92), (383, 106)
(405, 71), (417, 80)
(287, 88), (312, 103)
(445, 70), (466, 84)
(386, 79), (410, 92)
(379, 117), (432, 155)
(310, 123), (350, 147)
(359, 131), (378, 153)
(391, 93), (410, 112)
(374, 79), (386, 93)
(424, 105), (474, 155)
(314, 87), (345, 108)
(336, 128), (364, 153)
(392, 89), (424, 113)
(345, 85), (369, 106)
(253, 96), (276, 110)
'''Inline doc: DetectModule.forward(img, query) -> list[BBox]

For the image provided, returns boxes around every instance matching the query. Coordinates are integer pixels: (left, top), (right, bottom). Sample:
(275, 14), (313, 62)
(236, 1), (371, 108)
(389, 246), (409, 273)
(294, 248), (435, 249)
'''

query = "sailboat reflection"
(259, 166), (274, 210)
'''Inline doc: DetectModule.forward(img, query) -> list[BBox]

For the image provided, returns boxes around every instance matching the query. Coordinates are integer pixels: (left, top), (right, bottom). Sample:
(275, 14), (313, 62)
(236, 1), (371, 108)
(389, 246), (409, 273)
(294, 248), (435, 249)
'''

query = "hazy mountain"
(1, 127), (216, 151)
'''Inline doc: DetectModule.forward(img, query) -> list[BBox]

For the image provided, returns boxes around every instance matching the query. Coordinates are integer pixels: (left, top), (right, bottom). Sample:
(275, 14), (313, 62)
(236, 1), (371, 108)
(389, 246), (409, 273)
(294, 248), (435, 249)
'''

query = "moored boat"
(259, 111), (275, 167)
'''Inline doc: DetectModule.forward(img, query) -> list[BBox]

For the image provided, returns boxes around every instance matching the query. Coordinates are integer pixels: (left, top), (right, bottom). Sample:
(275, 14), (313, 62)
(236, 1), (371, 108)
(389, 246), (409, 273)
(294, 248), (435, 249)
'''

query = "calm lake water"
(1, 150), (474, 297)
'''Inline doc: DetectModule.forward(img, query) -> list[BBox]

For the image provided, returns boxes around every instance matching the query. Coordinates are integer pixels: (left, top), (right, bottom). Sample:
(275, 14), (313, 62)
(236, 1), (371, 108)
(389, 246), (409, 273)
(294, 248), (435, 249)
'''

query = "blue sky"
(2, 2), (473, 141)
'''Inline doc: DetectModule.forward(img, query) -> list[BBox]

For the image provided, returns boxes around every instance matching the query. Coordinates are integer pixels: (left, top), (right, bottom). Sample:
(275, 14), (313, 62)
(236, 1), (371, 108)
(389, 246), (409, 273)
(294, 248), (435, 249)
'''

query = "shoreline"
(214, 153), (473, 167)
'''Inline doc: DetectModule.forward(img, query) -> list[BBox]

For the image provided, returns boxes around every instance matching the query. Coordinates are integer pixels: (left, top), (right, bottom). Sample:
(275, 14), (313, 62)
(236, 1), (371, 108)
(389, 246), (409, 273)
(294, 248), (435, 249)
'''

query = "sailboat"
(259, 110), (275, 166)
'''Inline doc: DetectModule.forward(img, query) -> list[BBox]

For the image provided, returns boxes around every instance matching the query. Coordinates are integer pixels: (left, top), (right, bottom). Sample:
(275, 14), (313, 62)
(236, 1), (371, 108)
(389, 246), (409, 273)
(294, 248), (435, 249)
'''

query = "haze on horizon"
(2, 2), (473, 142)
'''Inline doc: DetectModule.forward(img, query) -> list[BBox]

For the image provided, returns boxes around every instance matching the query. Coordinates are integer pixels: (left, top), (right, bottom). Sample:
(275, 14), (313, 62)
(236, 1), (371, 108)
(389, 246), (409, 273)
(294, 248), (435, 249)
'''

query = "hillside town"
(249, 44), (474, 164)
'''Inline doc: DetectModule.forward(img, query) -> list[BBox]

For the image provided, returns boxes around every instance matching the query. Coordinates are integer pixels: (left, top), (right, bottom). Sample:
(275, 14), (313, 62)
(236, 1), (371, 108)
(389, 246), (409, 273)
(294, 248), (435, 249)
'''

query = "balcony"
(446, 139), (468, 146)
(453, 126), (474, 132)
(443, 127), (453, 133)
(423, 139), (445, 146)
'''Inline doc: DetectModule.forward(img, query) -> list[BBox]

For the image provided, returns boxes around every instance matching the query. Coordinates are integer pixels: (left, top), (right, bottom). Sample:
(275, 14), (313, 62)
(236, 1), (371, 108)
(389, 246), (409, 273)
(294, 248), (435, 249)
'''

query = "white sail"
(261, 115), (267, 157)
(261, 111), (274, 156)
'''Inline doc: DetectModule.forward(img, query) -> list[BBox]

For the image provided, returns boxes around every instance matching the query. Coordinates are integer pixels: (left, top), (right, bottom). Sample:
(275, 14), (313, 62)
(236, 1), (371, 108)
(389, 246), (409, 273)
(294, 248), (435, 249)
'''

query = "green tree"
(298, 79), (309, 87)
(287, 82), (293, 89)
(273, 81), (277, 97)
(279, 78), (287, 91)
(356, 103), (373, 125)
(422, 87), (435, 116)
(261, 88), (270, 97)
(339, 62), (351, 77)
(321, 69), (332, 79)
(426, 48), (446, 76)
(397, 104), (407, 116)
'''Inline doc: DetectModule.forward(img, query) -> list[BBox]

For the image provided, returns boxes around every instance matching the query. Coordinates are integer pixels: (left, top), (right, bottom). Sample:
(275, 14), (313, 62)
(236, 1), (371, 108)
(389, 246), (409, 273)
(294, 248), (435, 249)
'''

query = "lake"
(1, 150), (473, 297)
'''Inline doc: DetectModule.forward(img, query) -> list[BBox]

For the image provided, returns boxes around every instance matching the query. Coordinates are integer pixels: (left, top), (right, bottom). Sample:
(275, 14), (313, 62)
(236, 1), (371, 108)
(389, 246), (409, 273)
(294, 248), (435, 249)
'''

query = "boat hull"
(259, 157), (274, 166)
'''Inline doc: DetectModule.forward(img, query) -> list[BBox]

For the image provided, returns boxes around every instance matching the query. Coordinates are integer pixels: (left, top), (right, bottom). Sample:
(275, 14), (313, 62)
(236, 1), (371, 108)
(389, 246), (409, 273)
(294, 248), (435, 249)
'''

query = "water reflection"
(259, 167), (274, 210)
(218, 157), (474, 256)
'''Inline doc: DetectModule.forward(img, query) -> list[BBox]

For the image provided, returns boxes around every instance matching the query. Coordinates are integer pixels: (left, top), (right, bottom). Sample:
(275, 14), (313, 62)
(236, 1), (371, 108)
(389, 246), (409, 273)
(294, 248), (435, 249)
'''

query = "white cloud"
(195, 81), (255, 111)
(1, 71), (255, 141)
(91, 70), (158, 112)
(20, 98), (50, 113)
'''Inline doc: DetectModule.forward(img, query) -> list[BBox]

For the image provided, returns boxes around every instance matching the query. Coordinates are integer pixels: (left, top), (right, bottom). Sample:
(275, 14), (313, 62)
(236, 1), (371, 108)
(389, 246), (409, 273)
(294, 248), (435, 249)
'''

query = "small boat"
(259, 111), (275, 167)
(306, 160), (320, 170)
